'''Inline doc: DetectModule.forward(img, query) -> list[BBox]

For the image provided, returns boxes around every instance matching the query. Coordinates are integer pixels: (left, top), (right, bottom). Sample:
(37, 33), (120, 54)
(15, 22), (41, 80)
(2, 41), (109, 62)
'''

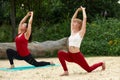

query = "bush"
(81, 18), (120, 56)
(0, 24), (12, 42)
(32, 19), (70, 42)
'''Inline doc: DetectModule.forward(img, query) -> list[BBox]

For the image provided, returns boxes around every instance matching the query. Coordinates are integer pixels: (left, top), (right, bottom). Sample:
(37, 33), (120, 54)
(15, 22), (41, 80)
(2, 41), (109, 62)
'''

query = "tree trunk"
(10, 0), (16, 41)
(0, 38), (68, 59)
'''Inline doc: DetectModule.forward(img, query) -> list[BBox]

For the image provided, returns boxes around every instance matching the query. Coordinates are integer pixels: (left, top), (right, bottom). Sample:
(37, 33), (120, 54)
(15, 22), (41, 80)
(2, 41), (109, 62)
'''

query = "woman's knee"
(6, 49), (16, 56)
(84, 67), (92, 72)
(58, 50), (65, 57)
(32, 62), (39, 67)
(32, 62), (46, 67)
(6, 49), (13, 54)
(80, 66), (92, 72)
(87, 69), (92, 72)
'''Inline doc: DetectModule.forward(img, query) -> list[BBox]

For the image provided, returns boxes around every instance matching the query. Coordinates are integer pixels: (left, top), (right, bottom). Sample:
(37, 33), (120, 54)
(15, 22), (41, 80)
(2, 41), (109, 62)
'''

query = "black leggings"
(6, 49), (50, 67)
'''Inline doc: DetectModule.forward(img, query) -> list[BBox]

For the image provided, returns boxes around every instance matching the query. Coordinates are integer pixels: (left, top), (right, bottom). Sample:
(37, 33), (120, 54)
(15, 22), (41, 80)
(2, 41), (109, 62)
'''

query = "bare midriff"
(68, 46), (80, 53)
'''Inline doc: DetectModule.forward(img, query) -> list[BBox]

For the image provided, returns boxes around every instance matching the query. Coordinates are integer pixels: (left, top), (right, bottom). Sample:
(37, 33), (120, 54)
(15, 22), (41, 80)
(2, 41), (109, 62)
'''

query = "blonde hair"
(73, 18), (82, 29)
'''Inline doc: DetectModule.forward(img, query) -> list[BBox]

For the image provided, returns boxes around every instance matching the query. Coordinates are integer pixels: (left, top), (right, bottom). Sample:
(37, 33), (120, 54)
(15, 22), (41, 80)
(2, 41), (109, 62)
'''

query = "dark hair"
(29, 33), (32, 42)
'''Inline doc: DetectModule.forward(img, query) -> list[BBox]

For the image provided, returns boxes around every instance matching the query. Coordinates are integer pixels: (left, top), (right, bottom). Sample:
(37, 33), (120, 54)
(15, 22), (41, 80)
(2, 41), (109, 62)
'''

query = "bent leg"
(73, 52), (103, 72)
(58, 50), (73, 71)
(6, 49), (23, 65)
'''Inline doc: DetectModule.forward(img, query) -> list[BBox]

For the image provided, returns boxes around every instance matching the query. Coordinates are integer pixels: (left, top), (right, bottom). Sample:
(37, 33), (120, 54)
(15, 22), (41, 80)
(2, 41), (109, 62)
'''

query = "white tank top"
(68, 32), (83, 48)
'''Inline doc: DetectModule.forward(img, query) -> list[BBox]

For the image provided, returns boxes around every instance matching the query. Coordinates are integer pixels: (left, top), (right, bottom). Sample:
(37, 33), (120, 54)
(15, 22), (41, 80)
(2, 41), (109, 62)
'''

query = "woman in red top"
(6, 11), (53, 68)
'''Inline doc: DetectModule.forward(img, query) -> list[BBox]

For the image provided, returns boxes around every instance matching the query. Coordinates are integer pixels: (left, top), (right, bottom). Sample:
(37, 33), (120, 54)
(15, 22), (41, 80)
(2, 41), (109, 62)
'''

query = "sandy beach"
(0, 56), (120, 80)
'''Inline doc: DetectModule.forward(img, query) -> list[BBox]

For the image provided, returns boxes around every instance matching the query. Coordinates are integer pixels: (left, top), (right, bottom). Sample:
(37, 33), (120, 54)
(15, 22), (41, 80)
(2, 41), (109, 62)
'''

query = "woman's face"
(20, 23), (27, 31)
(72, 20), (82, 31)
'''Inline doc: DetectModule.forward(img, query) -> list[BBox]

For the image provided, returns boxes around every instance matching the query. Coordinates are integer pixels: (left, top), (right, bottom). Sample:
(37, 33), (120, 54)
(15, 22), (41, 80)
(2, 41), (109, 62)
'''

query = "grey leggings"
(6, 49), (50, 67)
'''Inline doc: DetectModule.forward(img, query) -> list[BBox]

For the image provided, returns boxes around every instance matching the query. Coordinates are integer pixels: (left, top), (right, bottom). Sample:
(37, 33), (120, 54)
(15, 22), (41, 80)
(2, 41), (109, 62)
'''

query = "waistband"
(68, 51), (80, 54)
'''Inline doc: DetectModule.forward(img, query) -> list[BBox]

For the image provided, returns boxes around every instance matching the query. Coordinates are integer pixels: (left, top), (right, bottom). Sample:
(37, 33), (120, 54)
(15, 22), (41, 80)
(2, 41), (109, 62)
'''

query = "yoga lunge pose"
(58, 6), (105, 76)
(6, 11), (53, 68)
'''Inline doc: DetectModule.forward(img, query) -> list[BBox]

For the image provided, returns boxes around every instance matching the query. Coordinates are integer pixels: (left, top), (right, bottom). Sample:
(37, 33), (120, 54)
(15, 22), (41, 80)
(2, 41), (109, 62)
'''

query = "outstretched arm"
(79, 6), (87, 37)
(25, 11), (33, 40)
(18, 12), (30, 34)
(71, 8), (82, 32)
(72, 8), (82, 20)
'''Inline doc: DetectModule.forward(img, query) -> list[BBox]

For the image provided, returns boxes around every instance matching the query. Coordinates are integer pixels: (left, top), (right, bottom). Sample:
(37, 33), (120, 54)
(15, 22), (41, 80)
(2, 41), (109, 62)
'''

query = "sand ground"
(0, 56), (120, 80)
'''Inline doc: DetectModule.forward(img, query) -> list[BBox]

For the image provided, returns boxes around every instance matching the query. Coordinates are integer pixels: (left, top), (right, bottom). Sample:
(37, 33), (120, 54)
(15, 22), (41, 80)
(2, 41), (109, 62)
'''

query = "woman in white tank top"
(58, 6), (105, 76)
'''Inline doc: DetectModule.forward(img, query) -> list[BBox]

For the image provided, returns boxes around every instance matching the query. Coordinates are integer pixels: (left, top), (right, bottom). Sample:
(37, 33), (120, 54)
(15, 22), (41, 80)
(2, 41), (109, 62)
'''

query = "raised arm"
(25, 11), (33, 40)
(18, 12), (30, 34)
(72, 8), (82, 20)
(71, 8), (82, 32)
(79, 6), (87, 37)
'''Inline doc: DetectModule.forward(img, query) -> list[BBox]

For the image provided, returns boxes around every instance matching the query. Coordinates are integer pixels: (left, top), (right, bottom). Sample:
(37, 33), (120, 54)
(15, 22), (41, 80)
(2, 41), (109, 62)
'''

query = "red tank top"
(15, 33), (30, 57)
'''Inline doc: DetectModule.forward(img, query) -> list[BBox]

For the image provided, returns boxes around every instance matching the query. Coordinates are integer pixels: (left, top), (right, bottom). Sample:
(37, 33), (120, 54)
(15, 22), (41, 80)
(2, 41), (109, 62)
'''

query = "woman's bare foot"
(50, 61), (55, 65)
(102, 62), (105, 70)
(60, 71), (69, 76)
(9, 64), (15, 69)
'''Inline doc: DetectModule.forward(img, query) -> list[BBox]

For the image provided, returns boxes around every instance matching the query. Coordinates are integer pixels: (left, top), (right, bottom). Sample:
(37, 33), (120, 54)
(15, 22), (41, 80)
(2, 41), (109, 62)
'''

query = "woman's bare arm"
(18, 12), (30, 34)
(25, 11), (33, 40)
(71, 8), (82, 32)
(79, 6), (87, 37)
(72, 8), (82, 20)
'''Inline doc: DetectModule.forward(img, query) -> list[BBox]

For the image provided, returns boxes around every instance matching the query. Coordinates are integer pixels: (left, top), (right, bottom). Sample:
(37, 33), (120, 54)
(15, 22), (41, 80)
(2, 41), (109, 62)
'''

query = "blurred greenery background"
(0, 0), (120, 56)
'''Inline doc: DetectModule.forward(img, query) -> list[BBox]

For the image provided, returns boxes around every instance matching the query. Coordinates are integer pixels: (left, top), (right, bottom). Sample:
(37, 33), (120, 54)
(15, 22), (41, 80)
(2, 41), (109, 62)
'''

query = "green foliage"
(0, 24), (12, 42)
(32, 19), (70, 42)
(0, 0), (10, 24)
(60, 0), (120, 21)
(1, 0), (120, 25)
(81, 18), (120, 56)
